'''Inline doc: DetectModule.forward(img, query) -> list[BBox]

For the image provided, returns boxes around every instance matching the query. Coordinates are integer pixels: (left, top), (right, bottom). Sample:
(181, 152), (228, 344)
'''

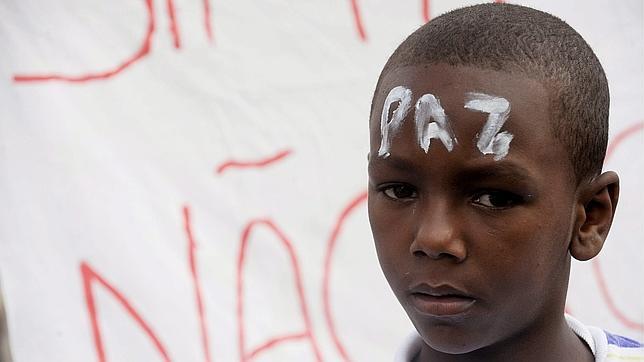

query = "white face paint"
(464, 92), (513, 161)
(414, 93), (457, 153)
(378, 86), (413, 158)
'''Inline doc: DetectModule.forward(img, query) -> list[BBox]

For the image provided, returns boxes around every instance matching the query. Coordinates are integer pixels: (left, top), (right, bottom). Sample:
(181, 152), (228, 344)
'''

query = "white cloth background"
(0, 0), (642, 361)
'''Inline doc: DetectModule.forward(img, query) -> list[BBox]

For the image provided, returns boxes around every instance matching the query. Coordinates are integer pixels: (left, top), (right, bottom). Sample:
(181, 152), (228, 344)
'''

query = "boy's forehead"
(371, 63), (550, 132)
(375, 64), (544, 109)
(369, 63), (567, 170)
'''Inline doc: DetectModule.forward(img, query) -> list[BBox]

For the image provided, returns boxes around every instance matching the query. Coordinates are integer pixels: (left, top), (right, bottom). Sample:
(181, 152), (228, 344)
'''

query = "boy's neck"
(415, 314), (594, 362)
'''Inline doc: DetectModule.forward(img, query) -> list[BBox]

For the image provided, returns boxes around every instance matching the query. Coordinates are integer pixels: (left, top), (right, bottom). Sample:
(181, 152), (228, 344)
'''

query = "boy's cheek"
(369, 215), (410, 282)
(368, 198), (400, 241)
(370, 220), (412, 264)
(374, 246), (411, 303)
(372, 237), (415, 297)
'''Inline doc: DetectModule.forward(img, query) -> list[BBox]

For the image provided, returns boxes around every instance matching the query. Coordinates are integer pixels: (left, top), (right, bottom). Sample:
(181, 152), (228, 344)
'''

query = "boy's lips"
(408, 283), (477, 317)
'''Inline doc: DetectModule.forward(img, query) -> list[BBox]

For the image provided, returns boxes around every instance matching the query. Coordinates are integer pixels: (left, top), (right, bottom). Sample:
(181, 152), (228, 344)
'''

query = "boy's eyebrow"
(368, 154), (536, 184)
(367, 153), (418, 173)
(458, 162), (535, 184)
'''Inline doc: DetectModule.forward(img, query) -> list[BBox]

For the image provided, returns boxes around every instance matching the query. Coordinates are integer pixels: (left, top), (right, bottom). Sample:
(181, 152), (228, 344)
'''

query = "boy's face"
(368, 64), (578, 354)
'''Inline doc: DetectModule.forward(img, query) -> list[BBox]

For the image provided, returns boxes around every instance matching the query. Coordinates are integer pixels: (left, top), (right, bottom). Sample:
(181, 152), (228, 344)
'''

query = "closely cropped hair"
(373, 3), (609, 184)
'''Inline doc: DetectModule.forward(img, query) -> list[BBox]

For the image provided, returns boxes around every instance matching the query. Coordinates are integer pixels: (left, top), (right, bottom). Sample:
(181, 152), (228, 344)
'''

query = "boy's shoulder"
(395, 315), (644, 362)
(567, 314), (644, 362)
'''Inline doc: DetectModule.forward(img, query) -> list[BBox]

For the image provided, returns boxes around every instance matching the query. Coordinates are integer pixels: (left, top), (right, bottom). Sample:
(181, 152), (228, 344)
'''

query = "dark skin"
(368, 64), (619, 361)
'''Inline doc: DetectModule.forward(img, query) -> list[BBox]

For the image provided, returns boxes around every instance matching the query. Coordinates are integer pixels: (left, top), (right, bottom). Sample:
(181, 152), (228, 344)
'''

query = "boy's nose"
(409, 200), (467, 262)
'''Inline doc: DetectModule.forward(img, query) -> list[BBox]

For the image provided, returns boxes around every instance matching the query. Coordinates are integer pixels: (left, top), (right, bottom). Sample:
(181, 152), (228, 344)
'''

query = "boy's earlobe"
(570, 171), (620, 261)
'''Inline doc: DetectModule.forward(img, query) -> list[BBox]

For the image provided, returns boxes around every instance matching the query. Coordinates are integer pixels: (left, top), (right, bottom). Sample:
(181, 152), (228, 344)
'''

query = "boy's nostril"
(413, 250), (427, 258)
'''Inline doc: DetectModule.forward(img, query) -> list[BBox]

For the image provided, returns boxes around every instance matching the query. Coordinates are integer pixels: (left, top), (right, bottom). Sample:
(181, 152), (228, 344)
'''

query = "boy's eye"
(472, 191), (522, 209)
(381, 184), (418, 201)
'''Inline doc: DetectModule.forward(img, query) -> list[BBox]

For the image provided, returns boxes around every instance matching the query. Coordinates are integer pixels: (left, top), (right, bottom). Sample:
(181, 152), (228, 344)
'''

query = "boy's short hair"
(372, 3), (609, 184)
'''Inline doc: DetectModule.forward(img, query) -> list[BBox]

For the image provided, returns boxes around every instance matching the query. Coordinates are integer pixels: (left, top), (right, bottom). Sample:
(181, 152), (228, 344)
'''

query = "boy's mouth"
(409, 283), (476, 317)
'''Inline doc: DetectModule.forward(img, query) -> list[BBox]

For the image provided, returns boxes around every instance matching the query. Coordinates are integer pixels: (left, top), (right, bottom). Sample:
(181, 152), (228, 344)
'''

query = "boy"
(367, 3), (643, 361)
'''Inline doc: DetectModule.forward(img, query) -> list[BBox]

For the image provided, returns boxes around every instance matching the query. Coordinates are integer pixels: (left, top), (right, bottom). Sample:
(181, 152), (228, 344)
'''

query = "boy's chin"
(411, 316), (493, 355)
(424, 340), (484, 355)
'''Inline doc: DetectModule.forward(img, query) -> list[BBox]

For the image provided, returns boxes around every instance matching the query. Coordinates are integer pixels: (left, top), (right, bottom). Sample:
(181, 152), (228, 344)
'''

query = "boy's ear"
(570, 171), (619, 261)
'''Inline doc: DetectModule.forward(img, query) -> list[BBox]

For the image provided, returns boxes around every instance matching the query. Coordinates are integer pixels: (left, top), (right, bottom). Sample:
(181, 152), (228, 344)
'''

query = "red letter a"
(236, 219), (322, 362)
(80, 262), (171, 362)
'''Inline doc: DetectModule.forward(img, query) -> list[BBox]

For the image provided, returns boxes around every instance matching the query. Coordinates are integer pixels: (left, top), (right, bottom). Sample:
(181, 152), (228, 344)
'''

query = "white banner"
(0, 0), (642, 361)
